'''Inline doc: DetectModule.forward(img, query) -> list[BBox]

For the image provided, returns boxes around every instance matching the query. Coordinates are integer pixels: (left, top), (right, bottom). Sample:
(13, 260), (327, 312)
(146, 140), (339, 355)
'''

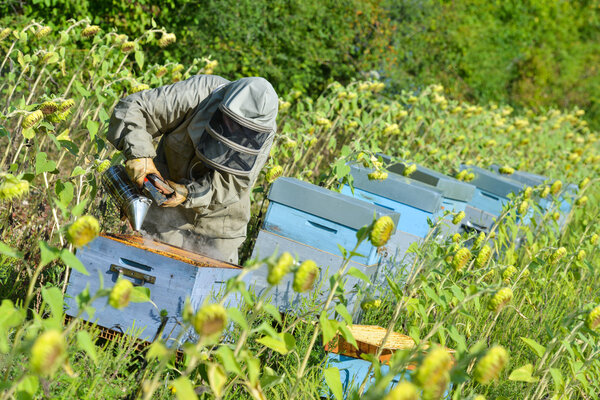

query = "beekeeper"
(107, 75), (278, 263)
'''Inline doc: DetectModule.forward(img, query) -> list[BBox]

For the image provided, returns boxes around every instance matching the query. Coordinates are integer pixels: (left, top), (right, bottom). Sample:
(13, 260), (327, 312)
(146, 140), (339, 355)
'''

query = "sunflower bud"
(540, 186), (550, 198)
(498, 166), (514, 175)
(414, 346), (452, 400)
(66, 215), (100, 248)
(81, 25), (100, 38)
(35, 26), (52, 39)
(368, 171), (388, 180)
(518, 200), (529, 215)
(403, 163), (417, 177)
(465, 172), (475, 182)
(550, 180), (562, 196)
(59, 99), (75, 112)
(476, 245), (492, 267)
(156, 66), (168, 78)
(488, 287), (513, 313)
(39, 101), (59, 115)
(452, 247), (471, 272)
(456, 170), (468, 181)
(192, 303), (227, 338)
(360, 298), (382, 311)
(576, 196), (588, 206)
(30, 330), (66, 376)
(586, 305), (600, 330)
(130, 83), (150, 94)
(172, 72), (182, 82)
(473, 346), (509, 384)
(473, 232), (486, 249)
(0, 174), (30, 201)
(370, 216), (395, 247)
(523, 187), (533, 199)
(157, 32), (176, 47)
(384, 381), (419, 400)
(502, 266), (517, 284)
(452, 211), (466, 225)
(171, 64), (184, 74)
(108, 278), (133, 309)
(591, 234), (599, 245)
(549, 247), (567, 264)
(268, 252), (294, 285)
(576, 249), (586, 261)
(315, 117), (332, 127)
(121, 41), (136, 53)
(0, 27), (11, 41)
(452, 233), (461, 243)
(265, 165), (284, 183)
(293, 260), (319, 292)
(22, 110), (44, 129)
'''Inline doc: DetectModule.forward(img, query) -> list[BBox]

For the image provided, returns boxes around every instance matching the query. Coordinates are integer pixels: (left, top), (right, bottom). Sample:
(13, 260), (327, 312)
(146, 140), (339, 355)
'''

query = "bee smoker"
(102, 165), (153, 231)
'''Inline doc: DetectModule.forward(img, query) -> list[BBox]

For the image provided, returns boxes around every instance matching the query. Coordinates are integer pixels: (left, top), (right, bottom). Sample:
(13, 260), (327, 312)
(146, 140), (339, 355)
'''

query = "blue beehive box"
(342, 164), (443, 239)
(460, 165), (526, 217)
(324, 325), (452, 398)
(65, 234), (242, 345)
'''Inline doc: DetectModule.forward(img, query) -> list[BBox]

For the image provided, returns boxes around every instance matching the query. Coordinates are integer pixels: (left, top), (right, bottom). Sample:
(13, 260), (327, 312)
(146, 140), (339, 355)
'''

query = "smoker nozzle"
(103, 165), (152, 231)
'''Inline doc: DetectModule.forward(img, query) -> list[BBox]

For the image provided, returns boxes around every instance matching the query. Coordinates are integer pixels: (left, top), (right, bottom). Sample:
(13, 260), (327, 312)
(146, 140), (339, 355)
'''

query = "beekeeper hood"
(192, 77), (278, 178)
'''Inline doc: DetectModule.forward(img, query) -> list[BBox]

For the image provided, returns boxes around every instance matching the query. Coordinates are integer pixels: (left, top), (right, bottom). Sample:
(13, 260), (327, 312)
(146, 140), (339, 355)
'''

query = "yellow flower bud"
(550, 247), (567, 264)
(576, 250), (586, 261)
(473, 232), (486, 249)
(384, 381), (419, 400)
(0, 27), (11, 41)
(39, 101), (59, 115)
(30, 330), (66, 376)
(498, 166), (514, 175)
(293, 260), (319, 292)
(66, 215), (100, 248)
(466, 172), (475, 182)
(550, 180), (562, 195)
(586, 305), (600, 330)
(370, 216), (395, 247)
(502, 266), (517, 284)
(523, 187), (533, 199)
(576, 196), (588, 206)
(473, 345), (509, 384)
(578, 177), (590, 190)
(452, 247), (471, 272)
(22, 110), (44, 129)
(81, 25), (101, 38)
(130, 83), (150, 94)
(315, 117), (332, 127)
(456, 170), (468, 181)
(540, 186), (550, 198)
(360, 298), (382, 311)
(121, 41), (136, 53)
(368, 171), (388, 181)
(488, 287), (513, 313)
(192, 303), (227, 338)
(265, 165), (284, 183)
(403, 164), (417, 177)
(518, 200), (529, 215)
(452, 211), (465, 225)
(0, 174), (30, 201)
(452, 233), (461, 243)
(35, 26), (52, 39)
(95, 160), (111, 173)
(109, 278), (133, 309)
(157, 32), (176, 47)
(59, 99), (75, 112)
(156, 66), (168, 78)
(268, 252), (294, 285)
(414, 346), (452, 400)
(590, 233), (599, 245)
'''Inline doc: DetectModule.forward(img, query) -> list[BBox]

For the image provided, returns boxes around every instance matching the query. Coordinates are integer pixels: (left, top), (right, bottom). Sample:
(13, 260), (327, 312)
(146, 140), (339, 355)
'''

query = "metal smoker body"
(102, 165), (152, 231)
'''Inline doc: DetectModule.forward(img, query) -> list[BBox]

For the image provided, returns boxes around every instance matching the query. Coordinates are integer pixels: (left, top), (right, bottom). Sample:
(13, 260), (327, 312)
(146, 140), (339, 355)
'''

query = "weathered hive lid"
(348, 164), (443, 213)
(385, 161), (475, 202)
(460, 165), (526, 198)
(489, 164), (549, 187)
(268, 177), (400, 231)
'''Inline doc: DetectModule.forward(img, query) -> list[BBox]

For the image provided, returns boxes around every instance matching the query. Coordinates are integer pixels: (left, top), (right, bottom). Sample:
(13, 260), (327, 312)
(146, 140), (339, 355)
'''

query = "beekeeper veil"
(193, 77), (278, 179)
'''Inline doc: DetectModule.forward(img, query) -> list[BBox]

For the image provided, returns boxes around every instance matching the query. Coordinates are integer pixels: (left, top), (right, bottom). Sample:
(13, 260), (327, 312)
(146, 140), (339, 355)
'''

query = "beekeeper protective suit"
(107, 75), (278, 263)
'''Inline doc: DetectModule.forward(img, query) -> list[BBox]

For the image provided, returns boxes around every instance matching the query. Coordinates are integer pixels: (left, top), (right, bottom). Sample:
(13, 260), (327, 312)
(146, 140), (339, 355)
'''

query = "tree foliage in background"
(385, 0), (600, 127)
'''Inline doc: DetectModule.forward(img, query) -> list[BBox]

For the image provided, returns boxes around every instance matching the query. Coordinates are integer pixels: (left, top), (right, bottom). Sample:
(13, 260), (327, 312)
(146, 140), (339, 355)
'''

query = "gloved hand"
(125, 158), (162, 188)
(162, 180), (188, 207)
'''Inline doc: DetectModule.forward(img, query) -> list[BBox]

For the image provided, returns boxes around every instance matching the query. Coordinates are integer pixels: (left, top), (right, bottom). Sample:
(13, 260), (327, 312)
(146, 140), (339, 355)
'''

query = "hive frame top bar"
(379, 158), (475, 202)
(348, 164), (443, 214)
(268, 177), (401, 231)
(460, 164), (526, 197)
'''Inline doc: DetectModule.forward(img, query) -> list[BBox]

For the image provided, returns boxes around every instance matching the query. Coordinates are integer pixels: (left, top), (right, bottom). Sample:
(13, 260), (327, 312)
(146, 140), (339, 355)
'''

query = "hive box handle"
(110, 264), (156, 285)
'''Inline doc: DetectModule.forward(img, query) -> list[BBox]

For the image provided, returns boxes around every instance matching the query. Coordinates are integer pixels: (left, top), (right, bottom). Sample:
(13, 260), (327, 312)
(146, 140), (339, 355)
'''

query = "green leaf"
(35, 152), (57, 175)
(16, 375), (39, 400)
(76, 331), (98, 363)
(508, 364), (539, 383)
(334, 304), (352, 325)
(346, 267), (371, 284)
(260, 366), (285, 390)
(0, 241), (23, 259)
(256, 332), (296, 355)
(86, 120), (99, 140)
(227, 307), (248, 330)
(337, 322), (358, 349)
(520, 337), (546, 358)
(74, 81), (91, 97)
(22, 128), (35, 139)
(216, 346), (242, 375)
(172, 376), (199, 400)
(39, 241), (60, 267)
(71, 200), (88, 217)
(207, 364), (227, 398)
(262, 303), (282, 324)
(130, 286), (151, 303)
(70, 166), (86, 177)
(320, 312), (338, 345)
(324, 367), (343, 400)
(41, 287), (64, 323)
(549, 368), (564, 392)
(135, 51), (145, 69)
(60, 249), (89, 275)
(448, 325), (467, 353)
